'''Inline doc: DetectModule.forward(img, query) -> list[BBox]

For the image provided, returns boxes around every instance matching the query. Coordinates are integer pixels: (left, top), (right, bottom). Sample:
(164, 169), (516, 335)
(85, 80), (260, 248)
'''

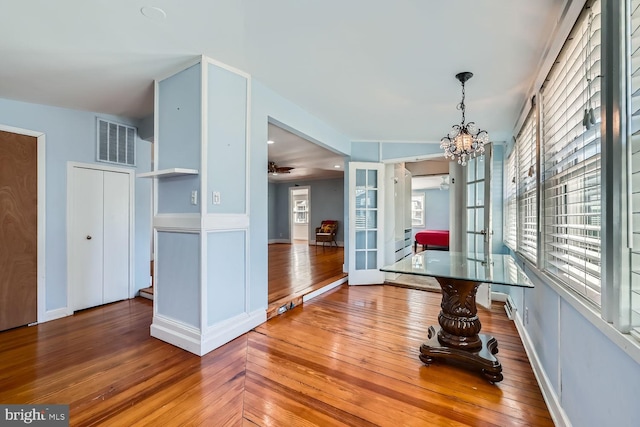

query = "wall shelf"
(137, 168), (199, 178)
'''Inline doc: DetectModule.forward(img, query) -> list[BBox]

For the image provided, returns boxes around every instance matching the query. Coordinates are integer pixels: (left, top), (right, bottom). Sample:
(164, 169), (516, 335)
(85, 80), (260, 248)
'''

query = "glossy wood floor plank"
(0, 285), (553, 426)
(268, 242), (345, 304)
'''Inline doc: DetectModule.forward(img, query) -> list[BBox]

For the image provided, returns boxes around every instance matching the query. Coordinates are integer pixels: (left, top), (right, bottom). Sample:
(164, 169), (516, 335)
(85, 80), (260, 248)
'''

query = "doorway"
(290, 186), (310, 243)
(0, 130), (38, 331)
(267, 122), (347, 315)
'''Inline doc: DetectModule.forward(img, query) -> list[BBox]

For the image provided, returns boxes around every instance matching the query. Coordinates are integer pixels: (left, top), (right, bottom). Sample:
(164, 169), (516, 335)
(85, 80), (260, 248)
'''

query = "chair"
(315, 220), (338, 248)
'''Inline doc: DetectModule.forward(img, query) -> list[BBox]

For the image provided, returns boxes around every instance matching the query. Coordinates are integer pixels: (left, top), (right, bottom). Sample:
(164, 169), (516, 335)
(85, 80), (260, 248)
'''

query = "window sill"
(513, 252), (640, 365)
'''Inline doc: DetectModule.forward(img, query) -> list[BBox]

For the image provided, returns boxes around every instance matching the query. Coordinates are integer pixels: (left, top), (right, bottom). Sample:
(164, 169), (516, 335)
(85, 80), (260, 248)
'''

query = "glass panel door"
(349, 162), (385, 285)
(465, 145), (493, 307)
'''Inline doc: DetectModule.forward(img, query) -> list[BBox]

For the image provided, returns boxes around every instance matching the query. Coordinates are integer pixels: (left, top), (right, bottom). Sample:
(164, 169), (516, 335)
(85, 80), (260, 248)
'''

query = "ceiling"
(0, 0), (565, 147)
(268, 124), (345, 183)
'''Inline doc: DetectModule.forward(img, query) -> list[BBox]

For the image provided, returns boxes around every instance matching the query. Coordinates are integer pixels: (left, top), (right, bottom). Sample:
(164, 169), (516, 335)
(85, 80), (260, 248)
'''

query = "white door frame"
(66, 161), (135, 313)
(289, 186), (310, 242)
(0, 124), (46, 324)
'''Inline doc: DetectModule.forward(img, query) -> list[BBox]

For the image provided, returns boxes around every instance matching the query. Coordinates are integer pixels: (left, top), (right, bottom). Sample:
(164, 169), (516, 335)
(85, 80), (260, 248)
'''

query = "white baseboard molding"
(151, 310), (266, 356)
(513, 314), (571, 427)
(310, 240), (344, 247)
(268, 239), (290, 244)
(41, 307), (71, 323)
(201, 309), (266, 355)
(150, 315), (203, 355)
(491, 291), (508, 302)
(303, 277), (348, 303)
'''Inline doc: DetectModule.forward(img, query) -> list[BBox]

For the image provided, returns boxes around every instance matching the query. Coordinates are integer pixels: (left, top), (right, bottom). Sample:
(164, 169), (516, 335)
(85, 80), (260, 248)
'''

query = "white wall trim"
(202, 308), (265, 355)
(200, 57), (209, 334)
(155, 56), (204, 84)
(268, 239), (291, 244)
(150, 314), (203, 355)
(154, 213), (201, 231)
(203, 55), (252, 79)
(0, 124), (47, 324)
(43, 308), (71, 323)
(66, 162), (135, 310)
(491, 291), (509, 302)
(514, 313), (570, 427)
(203, 214), (249, 231)
(303, 277), (348, 303)
(151, 309), (265, 357)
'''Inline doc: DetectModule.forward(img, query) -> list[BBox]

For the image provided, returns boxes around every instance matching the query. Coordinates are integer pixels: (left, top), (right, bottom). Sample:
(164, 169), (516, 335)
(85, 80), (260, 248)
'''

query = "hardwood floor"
(268, 242), (346, 317)
(0, 285), (553, 426)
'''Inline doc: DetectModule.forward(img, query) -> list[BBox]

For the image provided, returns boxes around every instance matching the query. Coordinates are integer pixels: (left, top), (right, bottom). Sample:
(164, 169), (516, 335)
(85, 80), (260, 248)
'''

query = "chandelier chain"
(459, 81), (466, 124)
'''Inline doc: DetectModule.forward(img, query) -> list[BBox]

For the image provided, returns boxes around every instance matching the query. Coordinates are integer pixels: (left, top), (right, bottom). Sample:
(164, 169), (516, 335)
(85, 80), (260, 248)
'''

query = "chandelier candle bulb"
(440, 72), (489, 166)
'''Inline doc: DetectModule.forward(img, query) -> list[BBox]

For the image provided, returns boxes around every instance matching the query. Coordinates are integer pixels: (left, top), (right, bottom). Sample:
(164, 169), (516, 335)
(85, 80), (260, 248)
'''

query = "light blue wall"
(0, 97), (152, 312)
(207, 63), (247, 214)
(157, 63), (201, 214)
(156, 232), (200, 328)
(249, 80), (351, 311)
(412, 188), (450, 237)
(381, 142), (442, 161)
(507, 248), (640, 426)
(271, 178), (345, 242)
(207, 231), (246, 325)
(268, 183), (277, 240)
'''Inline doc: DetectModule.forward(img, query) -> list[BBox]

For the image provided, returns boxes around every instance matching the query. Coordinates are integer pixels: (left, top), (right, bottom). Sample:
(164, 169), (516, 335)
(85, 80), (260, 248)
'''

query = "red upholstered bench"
(414, 230), (450, 252)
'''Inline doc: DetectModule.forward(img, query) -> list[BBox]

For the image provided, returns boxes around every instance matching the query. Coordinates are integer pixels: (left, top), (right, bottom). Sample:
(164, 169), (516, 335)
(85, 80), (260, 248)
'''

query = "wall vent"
(97, 118), (136, 166)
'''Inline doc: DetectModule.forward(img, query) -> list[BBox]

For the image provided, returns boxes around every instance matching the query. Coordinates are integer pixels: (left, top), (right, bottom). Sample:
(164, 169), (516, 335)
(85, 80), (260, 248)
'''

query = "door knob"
(86, 235), (92, 240)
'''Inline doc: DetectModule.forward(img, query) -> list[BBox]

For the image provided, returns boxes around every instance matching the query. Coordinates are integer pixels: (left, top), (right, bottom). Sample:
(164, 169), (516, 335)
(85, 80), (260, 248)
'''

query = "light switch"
(213, 191), (221, 205)
(191, 190), (198, 205)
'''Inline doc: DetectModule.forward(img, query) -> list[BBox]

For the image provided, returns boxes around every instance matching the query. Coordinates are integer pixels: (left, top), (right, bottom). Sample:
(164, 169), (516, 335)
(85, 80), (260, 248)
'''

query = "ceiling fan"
(268, 161), (294, 175)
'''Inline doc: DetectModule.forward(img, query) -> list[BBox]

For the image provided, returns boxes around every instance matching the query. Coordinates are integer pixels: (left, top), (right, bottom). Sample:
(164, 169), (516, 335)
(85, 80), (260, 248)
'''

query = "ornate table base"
(419, 277), (504, 383)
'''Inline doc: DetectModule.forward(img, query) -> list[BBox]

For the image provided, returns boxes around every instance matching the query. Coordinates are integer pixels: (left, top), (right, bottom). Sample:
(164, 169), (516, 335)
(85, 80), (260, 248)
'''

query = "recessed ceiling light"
(334, 164), (341, 168)
(267, 140), (275, 144)
(141, 6), (167, 21)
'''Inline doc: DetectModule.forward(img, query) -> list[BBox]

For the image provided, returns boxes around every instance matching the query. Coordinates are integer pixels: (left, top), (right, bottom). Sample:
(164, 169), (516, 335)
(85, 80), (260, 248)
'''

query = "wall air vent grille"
(97, 118), (136, 166)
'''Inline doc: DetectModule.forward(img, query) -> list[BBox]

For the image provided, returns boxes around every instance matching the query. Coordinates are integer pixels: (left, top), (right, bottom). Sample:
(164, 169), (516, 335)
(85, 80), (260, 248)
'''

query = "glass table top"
(380, 250), (533, 288)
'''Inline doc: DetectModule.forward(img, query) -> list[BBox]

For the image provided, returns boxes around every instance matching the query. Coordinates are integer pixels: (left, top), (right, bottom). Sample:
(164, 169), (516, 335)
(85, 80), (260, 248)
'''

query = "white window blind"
(541, 0), (602, 306)
(504, 150), (517, 250)
(627, 0), (640, 328)
(516, 110), (538, 263)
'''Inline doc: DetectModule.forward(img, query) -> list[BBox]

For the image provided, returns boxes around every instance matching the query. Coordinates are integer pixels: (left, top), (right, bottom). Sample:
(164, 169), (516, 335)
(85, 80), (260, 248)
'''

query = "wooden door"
(0, 130), (37, 331)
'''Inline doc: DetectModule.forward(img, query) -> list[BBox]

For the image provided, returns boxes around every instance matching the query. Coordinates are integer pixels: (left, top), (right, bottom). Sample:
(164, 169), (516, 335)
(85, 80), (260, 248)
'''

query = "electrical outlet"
(525, 307), (529, 324)
(191, 190), (198, 205)
(213, 191), (221, 205)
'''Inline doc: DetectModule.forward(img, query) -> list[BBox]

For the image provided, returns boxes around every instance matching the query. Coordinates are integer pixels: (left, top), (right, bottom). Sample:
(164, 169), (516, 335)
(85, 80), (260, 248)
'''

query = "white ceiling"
(268, 123), (345, 183)
(0, 0), (565, 146)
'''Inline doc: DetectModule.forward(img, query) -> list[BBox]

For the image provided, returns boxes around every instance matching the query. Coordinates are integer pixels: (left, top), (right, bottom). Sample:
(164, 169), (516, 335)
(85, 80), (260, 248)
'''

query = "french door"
(465, 145), (493, 308)
(348, 162), (385, 285)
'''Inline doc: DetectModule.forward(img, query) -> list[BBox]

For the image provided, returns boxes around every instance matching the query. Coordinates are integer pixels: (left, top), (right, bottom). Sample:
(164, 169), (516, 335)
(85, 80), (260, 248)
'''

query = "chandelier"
(440, 72), (489, 166)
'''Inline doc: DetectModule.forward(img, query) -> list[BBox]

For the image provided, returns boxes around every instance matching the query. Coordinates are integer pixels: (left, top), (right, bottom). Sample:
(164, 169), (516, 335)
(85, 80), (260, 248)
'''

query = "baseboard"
(303, 277), (348, 303)
(268, 239), (290, 244)
(42, 307), (71, 323)
(513, 313), (570, 427)
(151, 310), (266, 356)
(201, 309), (266, 355)
(150, 315), (203, 355)
(491, 291), (508, 302)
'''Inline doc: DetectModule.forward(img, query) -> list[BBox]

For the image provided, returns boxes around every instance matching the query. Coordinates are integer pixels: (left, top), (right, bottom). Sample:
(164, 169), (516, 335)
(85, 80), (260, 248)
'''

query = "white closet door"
(72, 167), (104, 311)
(103, 170), (130, 304)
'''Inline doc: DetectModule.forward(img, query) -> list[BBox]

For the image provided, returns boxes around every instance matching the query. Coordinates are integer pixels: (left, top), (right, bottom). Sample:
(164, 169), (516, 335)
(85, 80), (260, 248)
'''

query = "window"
(504, 150), (517, 250)
(411, 194), (425, 227)
(627, 0), (640, 334)
(516, 109), (538, 263)
(540, 0), (602, 306)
